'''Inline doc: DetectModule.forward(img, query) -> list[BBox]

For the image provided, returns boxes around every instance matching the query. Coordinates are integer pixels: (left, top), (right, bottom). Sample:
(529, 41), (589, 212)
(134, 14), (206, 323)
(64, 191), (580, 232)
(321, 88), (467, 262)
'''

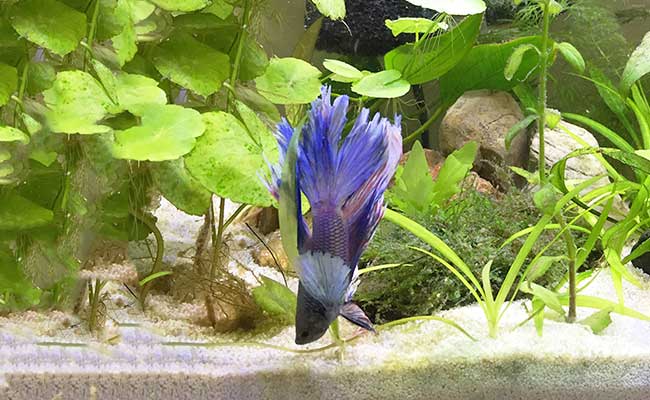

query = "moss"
(356, 189), (591, 324)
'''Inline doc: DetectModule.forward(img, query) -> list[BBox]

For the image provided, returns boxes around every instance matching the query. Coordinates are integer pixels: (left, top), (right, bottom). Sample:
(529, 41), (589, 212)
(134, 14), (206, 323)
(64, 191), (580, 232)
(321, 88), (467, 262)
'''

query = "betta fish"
(264, 86), (402, 345)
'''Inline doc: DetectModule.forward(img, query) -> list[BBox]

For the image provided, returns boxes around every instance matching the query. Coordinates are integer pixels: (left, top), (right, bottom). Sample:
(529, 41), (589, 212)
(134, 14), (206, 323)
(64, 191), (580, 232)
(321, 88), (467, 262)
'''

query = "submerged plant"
(265, 86), (402, 344)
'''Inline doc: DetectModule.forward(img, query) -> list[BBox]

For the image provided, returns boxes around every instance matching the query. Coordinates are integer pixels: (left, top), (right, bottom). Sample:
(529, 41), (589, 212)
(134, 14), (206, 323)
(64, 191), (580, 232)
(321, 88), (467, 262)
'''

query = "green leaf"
(139, 270), (173, 286)
(153, 33), (230, 97)
(533, 183), (558, 215)
(403, 0), (486, 15)
(278, 119), (302, 268)
(43, 71), (112, 134)
(252, 276), (296, 323)
(441, 36), (543, 106)
(26, 61), (55, 95)
(0, 149), (10, 163)
(235, 100), (272, 145)
(92, 60), (167, 115)
(236, 35), (269, 82)
(202, 0), (234, 19)
(621, 31), (650, 95)
(430, 141), (477, 207)
(526, 282), (565, 316)
(323, 59), (364, 82)
(29, 149), (58, 167)
(384, 14), (482, 85)
(0, 126), (29, 144)
(0, 246), (41, 309)
(589, 67), (628, 117)
(0, 62), (17, 106)
(555, 42), (585, 73)
(309, 0), (345, 20)
(388, 140), (435, 215)
(505, 43), (539, 81)
(148, 0), (210, 11)
(351, 69), (410, 98)
(547, 0), (563, 15)
(579, 308), (613, 334)
(150, 158), (212, 216)
(255, 57), (322, 104)
(111, 0), (138, 66)
(505, 114), (537, 150)
(385, 18), (447, 36)
(527, 256), (565, 282)
(9, 0), (86, 56)
(112, 104), (205, 161)
(0, 192), (53, 230)
(545, 108), (561, 129)
(185, 111), (276, 206)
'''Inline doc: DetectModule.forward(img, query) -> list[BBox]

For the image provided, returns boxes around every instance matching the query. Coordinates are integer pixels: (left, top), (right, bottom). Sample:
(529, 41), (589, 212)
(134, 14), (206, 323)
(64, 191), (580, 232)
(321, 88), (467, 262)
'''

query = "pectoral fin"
(340, 302), (376, 333)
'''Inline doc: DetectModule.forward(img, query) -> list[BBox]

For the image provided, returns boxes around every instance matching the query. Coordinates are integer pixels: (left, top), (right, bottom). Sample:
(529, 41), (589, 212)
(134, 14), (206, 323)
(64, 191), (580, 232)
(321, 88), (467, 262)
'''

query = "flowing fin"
(340, 302), (376, 332)
(298, 251), (351, 307)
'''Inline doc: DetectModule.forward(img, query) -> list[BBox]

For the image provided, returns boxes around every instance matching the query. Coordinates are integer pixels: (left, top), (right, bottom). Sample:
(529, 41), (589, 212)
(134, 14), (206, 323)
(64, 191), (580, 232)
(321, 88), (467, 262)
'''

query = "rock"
(252, 230), (290, 272)
(530, 121), (607, 181)
(242, 207), (279, 235)
(439, 90), (528, 189)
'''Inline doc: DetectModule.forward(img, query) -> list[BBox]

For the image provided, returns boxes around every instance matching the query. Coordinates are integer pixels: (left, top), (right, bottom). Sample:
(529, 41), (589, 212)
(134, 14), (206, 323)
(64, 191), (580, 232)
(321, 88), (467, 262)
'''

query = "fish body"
(265, 87), (402, 344)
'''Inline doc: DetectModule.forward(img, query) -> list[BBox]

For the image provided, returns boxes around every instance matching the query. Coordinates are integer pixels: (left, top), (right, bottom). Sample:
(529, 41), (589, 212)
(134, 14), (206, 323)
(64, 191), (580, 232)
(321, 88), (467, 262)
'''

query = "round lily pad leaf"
(0, 63), (17, 106)
(112, 104), (206, 161)
(150, 158), (212, 216)
(43, 71), (112, 134)
(93, 60), (167, 115)
(152, 33), (230, 97)
(254, 57), (322, 104)
(351, 69), (410, 98)
(9, 0), (86, 56)
(0, 126), (30, 144)
(148, 0), (210, 12)
(323, 59), (363, 83)
(185, 111), (276, 206)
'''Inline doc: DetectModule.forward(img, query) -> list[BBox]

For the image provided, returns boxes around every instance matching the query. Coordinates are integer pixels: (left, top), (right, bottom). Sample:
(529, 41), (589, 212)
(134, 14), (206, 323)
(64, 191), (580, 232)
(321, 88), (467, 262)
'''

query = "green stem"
(136, 211), (165, 310)
(226, 0), (252, 109)
(87, 279), (104, 332)
(12, 60), (29, 128)
(210, 197), (226, 279)
(84, 0), (101, 72)
(536, 1), (552, 184)
(556, 215), (577, 322)
(403, 105), (444, 144)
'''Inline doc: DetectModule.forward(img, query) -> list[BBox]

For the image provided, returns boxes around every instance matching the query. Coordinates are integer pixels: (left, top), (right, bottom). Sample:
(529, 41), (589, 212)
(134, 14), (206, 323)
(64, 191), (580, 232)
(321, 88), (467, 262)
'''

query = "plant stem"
(205, 197), (226, 330)
(210, 197), (226, 279)
(226, 0), (251, 109)
(403, 105), (444, 144)
(557, 215), (577, 321)
(136, 211), (165, 310)
(84, 0), (101, 72)
(87, 279), (104, 332)
(536, 1), (552, 184)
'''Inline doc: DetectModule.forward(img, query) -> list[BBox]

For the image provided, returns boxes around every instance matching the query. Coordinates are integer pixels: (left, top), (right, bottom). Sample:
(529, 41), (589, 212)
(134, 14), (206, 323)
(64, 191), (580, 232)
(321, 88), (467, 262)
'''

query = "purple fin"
(340, 302), (376, 333)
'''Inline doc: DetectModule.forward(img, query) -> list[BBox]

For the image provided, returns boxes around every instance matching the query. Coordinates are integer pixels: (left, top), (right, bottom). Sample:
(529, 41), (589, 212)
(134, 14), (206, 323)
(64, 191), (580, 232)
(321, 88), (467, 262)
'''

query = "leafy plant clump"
(357, 188), (589, 323)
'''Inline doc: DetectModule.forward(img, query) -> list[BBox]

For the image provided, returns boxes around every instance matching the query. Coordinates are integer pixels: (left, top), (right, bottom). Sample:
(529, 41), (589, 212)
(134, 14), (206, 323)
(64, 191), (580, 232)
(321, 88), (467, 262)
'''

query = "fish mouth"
(294, 328), (328, 345)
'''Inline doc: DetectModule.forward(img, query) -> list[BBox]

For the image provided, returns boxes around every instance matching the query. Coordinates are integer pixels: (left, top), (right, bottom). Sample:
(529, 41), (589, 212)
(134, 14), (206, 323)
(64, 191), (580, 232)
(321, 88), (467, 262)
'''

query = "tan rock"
(439, 90), (529, 189)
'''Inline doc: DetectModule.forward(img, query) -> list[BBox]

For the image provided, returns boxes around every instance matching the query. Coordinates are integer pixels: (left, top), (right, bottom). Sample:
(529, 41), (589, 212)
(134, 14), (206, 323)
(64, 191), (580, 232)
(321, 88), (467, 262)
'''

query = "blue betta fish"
(264, 86), (402, 345)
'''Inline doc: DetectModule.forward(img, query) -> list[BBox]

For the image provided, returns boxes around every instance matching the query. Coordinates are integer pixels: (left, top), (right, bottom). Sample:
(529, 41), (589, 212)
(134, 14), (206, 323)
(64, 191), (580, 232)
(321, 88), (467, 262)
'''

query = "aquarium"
(1, 0), (650, 398)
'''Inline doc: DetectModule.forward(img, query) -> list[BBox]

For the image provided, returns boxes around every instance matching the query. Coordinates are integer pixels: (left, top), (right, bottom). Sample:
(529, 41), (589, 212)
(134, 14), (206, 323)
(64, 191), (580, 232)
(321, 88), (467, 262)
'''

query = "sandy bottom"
(2, 200), (650, 399)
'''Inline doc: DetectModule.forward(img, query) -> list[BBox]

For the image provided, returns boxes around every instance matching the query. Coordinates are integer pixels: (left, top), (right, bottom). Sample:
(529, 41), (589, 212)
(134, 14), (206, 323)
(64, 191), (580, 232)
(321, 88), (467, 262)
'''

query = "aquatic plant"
(266, 86), (402, 344)
(358, 188), (577, 323)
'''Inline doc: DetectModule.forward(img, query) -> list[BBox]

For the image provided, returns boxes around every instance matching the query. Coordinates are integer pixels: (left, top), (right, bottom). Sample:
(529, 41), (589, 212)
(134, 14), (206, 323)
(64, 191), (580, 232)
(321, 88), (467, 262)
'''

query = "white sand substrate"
(1, 199), (650, 399)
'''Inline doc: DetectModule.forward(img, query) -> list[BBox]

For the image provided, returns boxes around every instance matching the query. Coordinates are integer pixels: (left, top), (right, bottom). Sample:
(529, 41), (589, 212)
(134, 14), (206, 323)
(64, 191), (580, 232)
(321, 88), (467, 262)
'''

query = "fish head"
(294, 282), (339, 345)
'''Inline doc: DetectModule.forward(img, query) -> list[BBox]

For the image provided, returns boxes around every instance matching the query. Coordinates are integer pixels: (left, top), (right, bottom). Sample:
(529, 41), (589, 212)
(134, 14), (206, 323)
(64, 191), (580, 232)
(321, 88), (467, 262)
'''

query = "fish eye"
(300, 331), (309, 338)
